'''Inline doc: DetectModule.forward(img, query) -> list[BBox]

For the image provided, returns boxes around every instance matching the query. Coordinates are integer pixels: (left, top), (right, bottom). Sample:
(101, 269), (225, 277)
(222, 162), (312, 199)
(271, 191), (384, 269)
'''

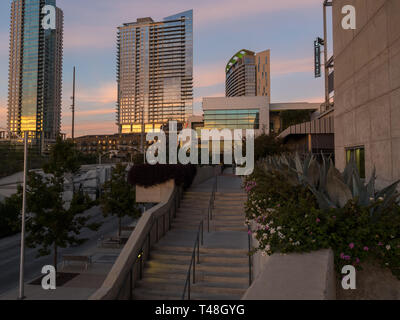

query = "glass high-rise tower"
(7, 0), (63, 140)
(225, 49), (270, 99)
(117, 10), (193, 134)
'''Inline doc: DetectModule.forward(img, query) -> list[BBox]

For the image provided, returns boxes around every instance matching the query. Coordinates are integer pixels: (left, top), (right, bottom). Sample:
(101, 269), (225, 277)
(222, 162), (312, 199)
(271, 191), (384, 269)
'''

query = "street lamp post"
(18, 131), (28, 300)
(1, 128), (30, 300)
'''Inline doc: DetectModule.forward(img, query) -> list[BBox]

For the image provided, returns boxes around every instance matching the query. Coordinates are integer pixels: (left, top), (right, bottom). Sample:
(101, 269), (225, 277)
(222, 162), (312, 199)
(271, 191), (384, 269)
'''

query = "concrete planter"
(135, 179), (175, 203)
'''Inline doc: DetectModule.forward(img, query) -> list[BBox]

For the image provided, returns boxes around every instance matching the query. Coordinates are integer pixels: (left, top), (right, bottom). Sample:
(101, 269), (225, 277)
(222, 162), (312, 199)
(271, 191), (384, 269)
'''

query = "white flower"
(386, 245), (391, 250)
(277, 226), (282, 231)
(265, 245), (271, 251)
(270, 228), (276, 234)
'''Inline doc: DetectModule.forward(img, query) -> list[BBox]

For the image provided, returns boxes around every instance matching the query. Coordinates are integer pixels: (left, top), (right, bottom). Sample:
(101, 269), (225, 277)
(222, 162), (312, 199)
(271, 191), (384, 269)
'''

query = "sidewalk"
(0, 230), (135, 300)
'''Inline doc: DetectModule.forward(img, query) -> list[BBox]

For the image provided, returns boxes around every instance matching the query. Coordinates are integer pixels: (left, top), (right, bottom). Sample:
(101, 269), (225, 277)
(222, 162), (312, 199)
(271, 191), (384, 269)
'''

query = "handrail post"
(193, 252), (196, 284)
(197, 236), (200, 263)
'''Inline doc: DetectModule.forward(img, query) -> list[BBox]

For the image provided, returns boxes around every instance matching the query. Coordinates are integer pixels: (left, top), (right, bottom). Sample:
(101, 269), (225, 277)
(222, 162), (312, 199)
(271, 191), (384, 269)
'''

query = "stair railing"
(181, 220), (204, 300)
(207, 175), (218, 232)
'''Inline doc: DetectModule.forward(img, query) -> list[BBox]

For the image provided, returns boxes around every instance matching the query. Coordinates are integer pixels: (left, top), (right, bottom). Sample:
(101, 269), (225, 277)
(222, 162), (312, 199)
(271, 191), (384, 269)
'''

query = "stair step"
(133, 287), (243, 300)
(214, 226), (248, 232)
(215, 192), (247, 197)
(145, 260), (248, 275)
(136, 278), (247, 296)
(143, 269), (248, 285)
(151, 244), (248, 256)
(149, 251), (247, 264)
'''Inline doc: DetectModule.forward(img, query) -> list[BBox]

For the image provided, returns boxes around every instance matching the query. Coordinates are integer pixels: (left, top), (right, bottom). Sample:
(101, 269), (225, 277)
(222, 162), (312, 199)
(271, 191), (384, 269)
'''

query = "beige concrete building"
(225, 49), (271, 99)
(332, 0), (400, 187)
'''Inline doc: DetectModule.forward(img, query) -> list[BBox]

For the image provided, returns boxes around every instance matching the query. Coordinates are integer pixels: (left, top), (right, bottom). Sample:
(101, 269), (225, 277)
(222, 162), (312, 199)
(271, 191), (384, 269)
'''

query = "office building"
(332, 0), (400, 187)
(7, 0), (63, 141)
(117, 10), (193, 134)
(225, 49), (270, 99)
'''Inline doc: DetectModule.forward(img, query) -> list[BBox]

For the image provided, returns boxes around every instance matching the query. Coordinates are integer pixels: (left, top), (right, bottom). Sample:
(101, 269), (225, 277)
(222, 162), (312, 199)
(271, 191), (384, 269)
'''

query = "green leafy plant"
(101, 164), (140, 237)
(245, 154), (400, 279)
(22, 171), (100, 270)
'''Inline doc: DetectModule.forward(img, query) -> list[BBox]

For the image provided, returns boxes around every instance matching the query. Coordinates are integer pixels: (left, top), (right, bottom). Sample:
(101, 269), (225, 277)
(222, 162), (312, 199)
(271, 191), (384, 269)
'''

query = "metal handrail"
(207, 175), (218, 232)
(182, 220), (204, 300)
(182, 173), (217, 300)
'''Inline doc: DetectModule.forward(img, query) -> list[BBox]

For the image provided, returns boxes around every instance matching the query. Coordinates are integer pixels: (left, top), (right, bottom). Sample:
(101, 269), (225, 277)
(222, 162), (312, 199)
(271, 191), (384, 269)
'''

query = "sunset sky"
(0, 0), (330, 137)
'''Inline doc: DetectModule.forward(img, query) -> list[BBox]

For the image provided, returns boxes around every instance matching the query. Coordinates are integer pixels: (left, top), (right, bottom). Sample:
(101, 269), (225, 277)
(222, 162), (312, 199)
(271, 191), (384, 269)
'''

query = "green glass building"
(7, 0), (63, 141)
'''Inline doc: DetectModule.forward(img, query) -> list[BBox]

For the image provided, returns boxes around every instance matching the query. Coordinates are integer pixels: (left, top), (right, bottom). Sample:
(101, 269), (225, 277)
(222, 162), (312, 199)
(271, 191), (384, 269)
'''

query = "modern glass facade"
(7, 0), (63, 140)
(203, 109), (260, 130)
(117, 10), (193, 134)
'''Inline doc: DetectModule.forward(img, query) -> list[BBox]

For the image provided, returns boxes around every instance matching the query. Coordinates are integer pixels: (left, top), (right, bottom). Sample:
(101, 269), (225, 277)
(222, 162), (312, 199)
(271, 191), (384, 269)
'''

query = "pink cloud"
(271, 57), (314, 76)
(62, 120), (117, 137)
(194, 63), (226, 88)
(57, 0), (321, 50)
(194, 0), (320, 27)
(76, 82), (117, 104)
(63, 108), (115, 118)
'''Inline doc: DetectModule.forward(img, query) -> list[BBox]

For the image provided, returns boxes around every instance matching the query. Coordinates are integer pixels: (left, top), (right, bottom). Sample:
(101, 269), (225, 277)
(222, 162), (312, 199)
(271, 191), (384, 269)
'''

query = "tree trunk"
(54, 243), (58, 273)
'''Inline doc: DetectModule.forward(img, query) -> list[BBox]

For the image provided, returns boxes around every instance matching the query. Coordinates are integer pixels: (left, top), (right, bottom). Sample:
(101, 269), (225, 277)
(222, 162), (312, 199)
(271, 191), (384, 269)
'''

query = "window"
(346, 146), (365, 179)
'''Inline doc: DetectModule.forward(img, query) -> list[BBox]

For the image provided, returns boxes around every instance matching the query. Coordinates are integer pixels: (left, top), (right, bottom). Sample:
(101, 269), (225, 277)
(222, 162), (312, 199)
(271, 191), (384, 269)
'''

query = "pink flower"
(316, 218), (321, 223)
(333, 216), (336, 219)
(340, 253), (345, 259)
(355, 258), (360, 264)
(363, 246), (369, 251)
(378, 242), (383, 246)
(349, 243), (355, 249)
(248, 230), (252, 235)
(344, 255), (351, 261)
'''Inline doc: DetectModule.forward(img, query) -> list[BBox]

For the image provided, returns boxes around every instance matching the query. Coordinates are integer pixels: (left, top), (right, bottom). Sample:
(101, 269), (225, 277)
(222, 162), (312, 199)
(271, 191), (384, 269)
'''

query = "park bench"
(62, 255), (92, 270)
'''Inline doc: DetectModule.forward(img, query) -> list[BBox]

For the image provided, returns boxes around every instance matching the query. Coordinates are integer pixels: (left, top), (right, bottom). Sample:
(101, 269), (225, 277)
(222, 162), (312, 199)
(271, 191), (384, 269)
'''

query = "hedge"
(128, 164), (197, 189)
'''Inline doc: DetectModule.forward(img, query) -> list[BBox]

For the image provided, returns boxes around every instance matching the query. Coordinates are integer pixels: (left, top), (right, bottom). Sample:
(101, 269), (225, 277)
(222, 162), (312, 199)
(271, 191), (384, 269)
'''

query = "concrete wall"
(242, 249), (336, 300)
(333, 0), (400, 189)
(90, 183), (178, 300)
(244, 222), (336, 300)
(136, 179), (175, 203)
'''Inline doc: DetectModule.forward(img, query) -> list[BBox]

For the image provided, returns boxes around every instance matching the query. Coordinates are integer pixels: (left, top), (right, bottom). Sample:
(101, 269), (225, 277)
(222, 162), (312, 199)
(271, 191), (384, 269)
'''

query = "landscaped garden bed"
(244, 154), (400, 299)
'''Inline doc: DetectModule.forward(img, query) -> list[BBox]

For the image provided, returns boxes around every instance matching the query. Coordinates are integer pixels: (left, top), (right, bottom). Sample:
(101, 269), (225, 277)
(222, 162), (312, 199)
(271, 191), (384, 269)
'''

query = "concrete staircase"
(133, 186), (249, 300)
(212, 192), (248, 232)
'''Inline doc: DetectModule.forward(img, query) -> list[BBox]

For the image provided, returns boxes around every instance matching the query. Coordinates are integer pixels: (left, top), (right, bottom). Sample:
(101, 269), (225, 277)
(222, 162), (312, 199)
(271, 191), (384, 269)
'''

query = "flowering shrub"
(245, 164), (400, 279)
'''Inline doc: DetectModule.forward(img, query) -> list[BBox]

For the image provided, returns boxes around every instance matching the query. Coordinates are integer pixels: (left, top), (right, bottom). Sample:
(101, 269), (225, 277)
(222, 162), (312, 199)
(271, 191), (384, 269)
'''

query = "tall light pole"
(18, 131), (28, 300)
(0, 128), (29, 300)
(71, 67), (76, 141)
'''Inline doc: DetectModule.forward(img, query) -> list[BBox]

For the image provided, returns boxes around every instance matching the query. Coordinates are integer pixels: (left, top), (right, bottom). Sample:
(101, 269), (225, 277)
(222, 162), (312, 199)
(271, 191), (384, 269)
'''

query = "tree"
(0, 192), (22, 239)
(20, 137), (100, 270)
(253, 133), (287, 161)
(21, 171), (100, 270)
(100, 164), (140, 237)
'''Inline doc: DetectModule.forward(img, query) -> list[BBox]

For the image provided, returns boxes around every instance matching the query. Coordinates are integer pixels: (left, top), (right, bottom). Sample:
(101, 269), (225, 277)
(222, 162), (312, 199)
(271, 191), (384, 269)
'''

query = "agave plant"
(261, 153), (400, 215)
